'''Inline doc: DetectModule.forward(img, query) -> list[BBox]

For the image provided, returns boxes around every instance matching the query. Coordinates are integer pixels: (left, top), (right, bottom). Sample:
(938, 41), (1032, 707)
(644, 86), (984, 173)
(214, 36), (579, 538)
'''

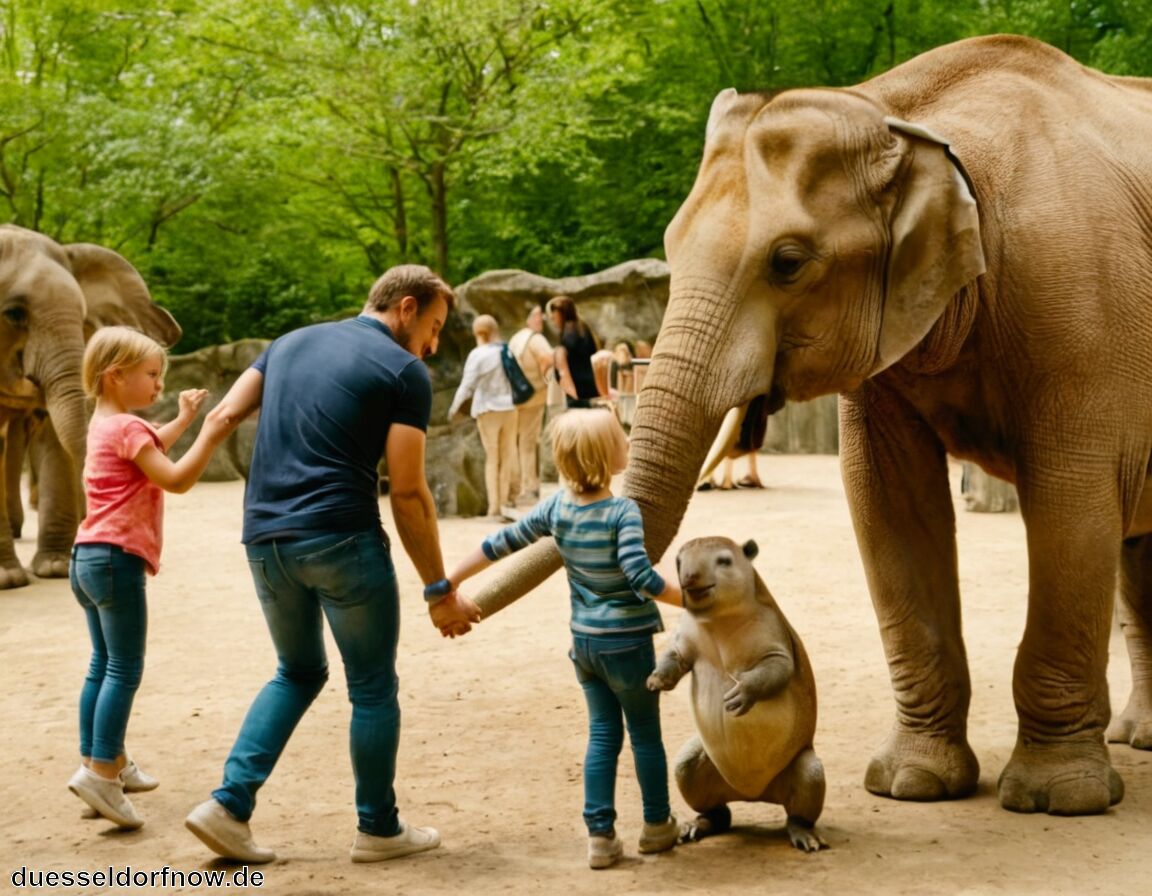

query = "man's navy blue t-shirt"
(242, 315), (432, 544)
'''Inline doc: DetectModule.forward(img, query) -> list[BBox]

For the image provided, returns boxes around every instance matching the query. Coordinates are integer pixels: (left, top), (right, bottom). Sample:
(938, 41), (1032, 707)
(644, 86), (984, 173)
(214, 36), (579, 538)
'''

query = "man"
(507, 305), (553, 504)
(185, 265), (480, 865)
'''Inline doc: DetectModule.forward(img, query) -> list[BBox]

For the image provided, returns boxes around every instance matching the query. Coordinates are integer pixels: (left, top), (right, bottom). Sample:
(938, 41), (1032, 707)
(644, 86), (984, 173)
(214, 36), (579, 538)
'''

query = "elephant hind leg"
(674, 735), (740, 842)
(1108, 535), (1152, 749)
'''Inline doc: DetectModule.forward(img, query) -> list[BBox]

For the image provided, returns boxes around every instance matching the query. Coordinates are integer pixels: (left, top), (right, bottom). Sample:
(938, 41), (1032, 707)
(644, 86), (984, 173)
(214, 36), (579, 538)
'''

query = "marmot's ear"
(742, 540), (759, 560)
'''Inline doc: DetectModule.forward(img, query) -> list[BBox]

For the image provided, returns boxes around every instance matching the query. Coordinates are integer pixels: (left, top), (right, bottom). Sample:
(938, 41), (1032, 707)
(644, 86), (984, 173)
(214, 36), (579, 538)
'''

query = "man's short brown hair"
(364, 264), (456, 314)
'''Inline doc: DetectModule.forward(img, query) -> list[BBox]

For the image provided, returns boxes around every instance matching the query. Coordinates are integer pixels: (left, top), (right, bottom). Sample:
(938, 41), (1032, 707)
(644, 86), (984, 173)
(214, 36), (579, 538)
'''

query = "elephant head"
(472, 86), (984, 614)
(0, 224), (180, 583)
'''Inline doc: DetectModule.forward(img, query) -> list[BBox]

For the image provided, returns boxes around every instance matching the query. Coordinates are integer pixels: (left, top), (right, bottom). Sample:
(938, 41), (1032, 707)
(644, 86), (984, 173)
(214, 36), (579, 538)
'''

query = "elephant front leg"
(997, 465), (1123, 815)
(1107, 535), (1152, 749)
(29, 420), (78, 579)
(0, 419), (29, 588)
(840, 388), (978, 801)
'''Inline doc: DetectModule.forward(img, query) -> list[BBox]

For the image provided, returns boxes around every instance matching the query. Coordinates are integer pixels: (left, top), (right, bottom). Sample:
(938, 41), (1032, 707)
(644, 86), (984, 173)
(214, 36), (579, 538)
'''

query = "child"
(448, 408), (683, 869)
(67, 326), (233, 829)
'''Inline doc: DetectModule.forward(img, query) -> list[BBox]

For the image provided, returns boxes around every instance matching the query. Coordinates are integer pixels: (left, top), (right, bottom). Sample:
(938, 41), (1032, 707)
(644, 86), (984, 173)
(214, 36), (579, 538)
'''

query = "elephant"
(0, 224), (180, 587)
(472, 34), (1152, 817)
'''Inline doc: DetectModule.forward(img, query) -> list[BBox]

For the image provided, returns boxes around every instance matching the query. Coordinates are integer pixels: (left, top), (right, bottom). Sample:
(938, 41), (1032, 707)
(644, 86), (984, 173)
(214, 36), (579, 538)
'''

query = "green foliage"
(2, 0), (1151, 349)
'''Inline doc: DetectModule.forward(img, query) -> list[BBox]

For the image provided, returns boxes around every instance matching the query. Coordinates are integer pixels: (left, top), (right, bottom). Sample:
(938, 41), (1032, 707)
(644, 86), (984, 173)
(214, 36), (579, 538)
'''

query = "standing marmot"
(647, 536), (826, 851)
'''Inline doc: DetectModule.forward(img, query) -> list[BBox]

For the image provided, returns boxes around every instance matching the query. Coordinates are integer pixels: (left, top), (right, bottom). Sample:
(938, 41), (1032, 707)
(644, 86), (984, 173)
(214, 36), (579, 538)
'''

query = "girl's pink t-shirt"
(74, 414), (164, 574)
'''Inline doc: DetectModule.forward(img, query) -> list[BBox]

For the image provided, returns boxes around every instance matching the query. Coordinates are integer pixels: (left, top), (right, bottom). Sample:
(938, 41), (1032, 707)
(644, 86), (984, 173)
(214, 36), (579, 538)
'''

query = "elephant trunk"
(28, 330), (88, 465)
(623, 304), (743, 561)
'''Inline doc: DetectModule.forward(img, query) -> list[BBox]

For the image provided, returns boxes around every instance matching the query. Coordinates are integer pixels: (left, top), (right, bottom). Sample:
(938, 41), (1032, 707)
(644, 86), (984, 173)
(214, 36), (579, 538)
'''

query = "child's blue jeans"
(71, 543), (148, 764)
(570, 631), (670, 835)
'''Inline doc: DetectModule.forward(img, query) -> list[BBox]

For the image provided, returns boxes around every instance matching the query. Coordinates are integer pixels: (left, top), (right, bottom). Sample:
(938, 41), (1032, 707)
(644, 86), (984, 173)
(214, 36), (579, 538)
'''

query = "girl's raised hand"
(178, 388), (209, 418)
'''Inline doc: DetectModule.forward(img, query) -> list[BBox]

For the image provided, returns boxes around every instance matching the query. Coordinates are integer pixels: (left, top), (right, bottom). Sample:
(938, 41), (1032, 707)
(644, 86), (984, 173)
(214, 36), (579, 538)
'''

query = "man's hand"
(428, 591), (482, 638)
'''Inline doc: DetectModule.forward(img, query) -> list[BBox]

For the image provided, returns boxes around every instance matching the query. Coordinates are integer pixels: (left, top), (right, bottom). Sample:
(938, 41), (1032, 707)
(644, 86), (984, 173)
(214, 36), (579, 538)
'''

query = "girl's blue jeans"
(71, 543), (148, 764)
(570, 631), (670, 835)
(212, 529), (402, 837)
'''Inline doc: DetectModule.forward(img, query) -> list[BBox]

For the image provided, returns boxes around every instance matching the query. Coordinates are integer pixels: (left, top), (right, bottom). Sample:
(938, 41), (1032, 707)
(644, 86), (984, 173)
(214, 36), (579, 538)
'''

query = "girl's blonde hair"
(549, 408), (628, 494)
(82, 326), (168, 399)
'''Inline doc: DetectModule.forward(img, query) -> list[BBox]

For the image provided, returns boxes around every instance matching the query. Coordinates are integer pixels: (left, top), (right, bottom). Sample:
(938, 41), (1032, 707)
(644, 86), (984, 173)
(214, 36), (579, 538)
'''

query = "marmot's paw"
(680, 805), (731, 842)
(646, 672), (675, 691)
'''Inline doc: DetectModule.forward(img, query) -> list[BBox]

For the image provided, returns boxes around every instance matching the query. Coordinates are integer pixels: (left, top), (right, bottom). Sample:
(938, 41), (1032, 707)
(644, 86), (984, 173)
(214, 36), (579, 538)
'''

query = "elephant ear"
(64, 243), (182, 347)
(872, 118), (985, 373)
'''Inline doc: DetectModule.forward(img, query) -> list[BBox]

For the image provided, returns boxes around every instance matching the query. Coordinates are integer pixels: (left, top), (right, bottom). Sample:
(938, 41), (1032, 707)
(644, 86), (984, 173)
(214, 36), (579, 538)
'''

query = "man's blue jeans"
(570, 632), (670, 835)
(213, 529), (402, 836)
(71, 544), (148, 764)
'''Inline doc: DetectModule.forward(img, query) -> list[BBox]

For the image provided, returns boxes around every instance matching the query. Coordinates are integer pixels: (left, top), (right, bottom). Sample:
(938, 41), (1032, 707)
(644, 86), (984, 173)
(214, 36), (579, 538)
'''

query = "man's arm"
(214, 367), (265, 425)
(386, 422), (481, 636)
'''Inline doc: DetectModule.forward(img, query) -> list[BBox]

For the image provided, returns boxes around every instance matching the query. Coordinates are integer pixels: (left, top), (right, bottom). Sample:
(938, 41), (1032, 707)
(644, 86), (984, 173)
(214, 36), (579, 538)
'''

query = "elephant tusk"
(697, 405), (745, 486)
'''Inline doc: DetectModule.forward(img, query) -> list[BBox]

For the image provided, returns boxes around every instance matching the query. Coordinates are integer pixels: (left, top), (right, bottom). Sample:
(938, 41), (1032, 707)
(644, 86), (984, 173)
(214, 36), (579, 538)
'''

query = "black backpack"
(501, 343), (535, 405)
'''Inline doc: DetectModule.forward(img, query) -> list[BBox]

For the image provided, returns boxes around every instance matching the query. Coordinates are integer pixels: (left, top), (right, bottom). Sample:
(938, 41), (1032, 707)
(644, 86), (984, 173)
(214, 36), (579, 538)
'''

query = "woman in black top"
(547, 295), (600, 408)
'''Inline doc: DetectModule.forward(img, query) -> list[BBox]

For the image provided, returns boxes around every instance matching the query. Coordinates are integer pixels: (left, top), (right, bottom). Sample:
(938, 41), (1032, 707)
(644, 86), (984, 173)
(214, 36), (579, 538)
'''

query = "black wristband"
(423, 577), (453, 602)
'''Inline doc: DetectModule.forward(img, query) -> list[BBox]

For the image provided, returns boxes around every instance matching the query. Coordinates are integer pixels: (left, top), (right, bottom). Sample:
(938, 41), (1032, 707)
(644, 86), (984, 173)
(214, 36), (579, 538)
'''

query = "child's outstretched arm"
(447, 545), (496, 591)
(652, 578), (683, 607)
(133, 404), (233, 494)
(156, 389), (209, 450)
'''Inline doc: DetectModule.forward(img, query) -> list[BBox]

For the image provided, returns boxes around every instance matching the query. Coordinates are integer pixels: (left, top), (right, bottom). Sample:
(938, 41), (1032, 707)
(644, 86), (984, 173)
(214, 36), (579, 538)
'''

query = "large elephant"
(474, 35), (1152, 817)
(0, 225), (180, 587)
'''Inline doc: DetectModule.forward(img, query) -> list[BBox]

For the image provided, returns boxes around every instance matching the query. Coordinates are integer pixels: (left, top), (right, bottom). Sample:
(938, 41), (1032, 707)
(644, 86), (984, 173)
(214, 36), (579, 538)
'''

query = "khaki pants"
(514, 401), (547, 499)
(476, 409), (518, 515)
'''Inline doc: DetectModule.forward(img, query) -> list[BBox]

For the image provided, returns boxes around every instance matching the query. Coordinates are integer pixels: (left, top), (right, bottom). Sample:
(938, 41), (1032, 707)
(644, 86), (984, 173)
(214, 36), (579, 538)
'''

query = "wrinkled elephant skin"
(0, 225), (180, 586)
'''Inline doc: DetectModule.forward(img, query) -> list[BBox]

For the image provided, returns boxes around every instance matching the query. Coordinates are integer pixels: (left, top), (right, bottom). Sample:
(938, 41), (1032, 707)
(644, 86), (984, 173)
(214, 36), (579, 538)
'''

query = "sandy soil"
(1, 455), (1149, 895)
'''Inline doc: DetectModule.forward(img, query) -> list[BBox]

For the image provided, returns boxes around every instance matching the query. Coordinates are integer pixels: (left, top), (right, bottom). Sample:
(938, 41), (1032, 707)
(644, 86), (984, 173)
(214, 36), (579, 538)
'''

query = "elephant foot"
(0, 563), (30, 589)
(681, 805), (732, 842)
(31, 551), (70, 579)
(998, 740), (1123, 815)
(1106, 708), (1152, 750)
(864, 729), (979, 801)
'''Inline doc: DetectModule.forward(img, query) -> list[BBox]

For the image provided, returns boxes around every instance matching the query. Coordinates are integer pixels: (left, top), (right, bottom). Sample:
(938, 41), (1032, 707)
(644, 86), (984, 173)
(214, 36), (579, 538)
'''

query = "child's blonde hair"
(82, 326), (168, 399)
(550, 408), (628, 494)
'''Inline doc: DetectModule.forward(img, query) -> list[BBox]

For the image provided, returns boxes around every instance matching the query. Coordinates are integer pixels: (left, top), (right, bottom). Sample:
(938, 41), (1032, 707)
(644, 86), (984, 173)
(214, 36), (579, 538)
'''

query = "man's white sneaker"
(350, 822), (441, 863)
(588, 832), (623, 869)
(185, 799), (276, 864)
(120, 759), (159, 793)
(68, 766), (143, 829)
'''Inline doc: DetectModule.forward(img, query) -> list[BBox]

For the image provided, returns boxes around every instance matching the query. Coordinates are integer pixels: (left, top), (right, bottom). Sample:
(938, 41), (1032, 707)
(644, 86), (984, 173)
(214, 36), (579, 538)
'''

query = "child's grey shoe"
(120, 759), (158, 793)
(68, 766), (144, 829)
(588, 831), (622, 869)
(350, 821), (440, 862)
(638, 815), (679, 853)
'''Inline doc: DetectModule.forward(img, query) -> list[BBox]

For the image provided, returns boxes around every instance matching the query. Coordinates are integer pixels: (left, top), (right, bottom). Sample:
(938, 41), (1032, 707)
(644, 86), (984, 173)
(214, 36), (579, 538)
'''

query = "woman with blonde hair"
(448, 314), (518, 520)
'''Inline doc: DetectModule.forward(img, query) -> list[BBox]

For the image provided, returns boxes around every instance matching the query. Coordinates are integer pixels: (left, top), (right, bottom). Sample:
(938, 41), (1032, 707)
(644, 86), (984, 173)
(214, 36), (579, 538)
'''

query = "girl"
(67, 326), (232, 829)
(448, 408), (683, 869)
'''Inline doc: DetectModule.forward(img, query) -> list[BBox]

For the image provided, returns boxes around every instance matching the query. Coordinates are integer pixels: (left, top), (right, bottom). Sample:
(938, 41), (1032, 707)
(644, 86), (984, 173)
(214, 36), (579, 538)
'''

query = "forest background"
(4, 0), (1152, 353)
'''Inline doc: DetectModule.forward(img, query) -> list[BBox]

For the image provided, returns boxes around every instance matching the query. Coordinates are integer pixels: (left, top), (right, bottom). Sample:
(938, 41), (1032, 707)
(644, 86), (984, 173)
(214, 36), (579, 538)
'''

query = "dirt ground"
(1, 454), (1149, 895)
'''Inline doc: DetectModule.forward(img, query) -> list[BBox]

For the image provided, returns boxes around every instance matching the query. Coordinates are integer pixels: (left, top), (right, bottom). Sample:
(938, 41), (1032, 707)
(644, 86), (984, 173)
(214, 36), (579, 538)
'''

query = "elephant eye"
(769, 246), (808, 283)
(2, 304), (27, 326)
